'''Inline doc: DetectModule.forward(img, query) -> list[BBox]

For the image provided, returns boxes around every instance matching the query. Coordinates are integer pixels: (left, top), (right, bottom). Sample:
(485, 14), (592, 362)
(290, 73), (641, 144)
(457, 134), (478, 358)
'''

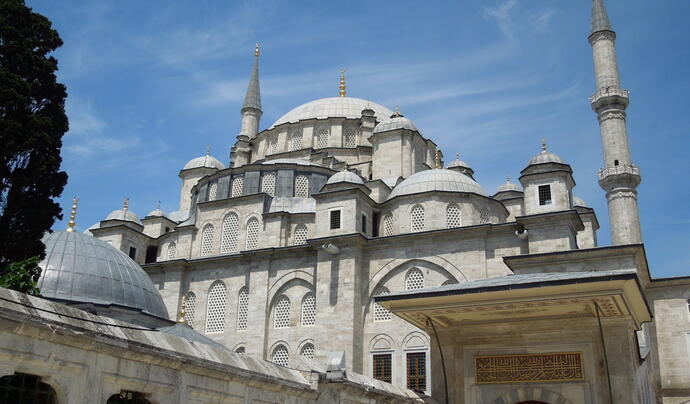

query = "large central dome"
(270, 97), (393, 129)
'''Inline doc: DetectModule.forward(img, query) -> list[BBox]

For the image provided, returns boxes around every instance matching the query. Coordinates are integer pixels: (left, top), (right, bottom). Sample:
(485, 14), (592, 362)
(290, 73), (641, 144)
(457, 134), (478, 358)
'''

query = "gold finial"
(506, 177), (511, 183)
(123, 197), (129, 212)
(339, 69), (346, 97)
(435, 149), (442, 169)
(178, 295), (188, 324)
(66, 196), (79, 232)
(541, 138), (547, 152)
(254, 42), (260, 58)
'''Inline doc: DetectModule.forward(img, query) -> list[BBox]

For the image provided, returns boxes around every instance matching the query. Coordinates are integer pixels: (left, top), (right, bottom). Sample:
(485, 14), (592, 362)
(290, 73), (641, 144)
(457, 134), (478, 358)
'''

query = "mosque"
(0, 0), (689, 403)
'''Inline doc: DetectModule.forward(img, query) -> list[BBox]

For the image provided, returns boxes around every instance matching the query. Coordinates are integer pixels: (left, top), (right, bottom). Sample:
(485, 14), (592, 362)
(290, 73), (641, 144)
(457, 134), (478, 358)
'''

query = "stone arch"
(367, 255), (467, 296)
(491, 387), (573, 404)
(232, 342), (247, 353)
(267, 270), (314, 307)
(369, 333), (396, 352)
(243, 212), (262, 226)
(402, 331), (429, 349)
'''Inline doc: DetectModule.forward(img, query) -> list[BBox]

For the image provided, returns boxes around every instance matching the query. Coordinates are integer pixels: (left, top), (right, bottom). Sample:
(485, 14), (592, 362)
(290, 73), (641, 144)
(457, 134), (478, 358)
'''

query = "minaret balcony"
(590, 88), (630, 110)
(598, 164), (641, 190)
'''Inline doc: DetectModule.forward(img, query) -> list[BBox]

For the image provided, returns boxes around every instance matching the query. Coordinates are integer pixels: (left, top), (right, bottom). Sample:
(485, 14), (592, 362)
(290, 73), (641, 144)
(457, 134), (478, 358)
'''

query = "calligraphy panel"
(475, 352), (584, 384)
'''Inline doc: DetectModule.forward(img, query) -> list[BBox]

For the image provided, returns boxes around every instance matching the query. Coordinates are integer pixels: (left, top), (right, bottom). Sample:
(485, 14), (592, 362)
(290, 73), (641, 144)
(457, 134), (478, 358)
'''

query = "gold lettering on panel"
(475, 352), (584, 384)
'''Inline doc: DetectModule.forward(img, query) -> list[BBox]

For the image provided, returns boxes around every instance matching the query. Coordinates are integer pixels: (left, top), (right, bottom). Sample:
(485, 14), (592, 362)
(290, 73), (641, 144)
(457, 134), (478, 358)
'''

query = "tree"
(0, 0), (68, 277)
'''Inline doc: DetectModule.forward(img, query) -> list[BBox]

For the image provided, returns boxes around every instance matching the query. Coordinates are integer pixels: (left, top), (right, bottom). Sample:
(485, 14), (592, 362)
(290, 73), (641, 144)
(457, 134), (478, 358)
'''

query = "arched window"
(183, 292), (196, 328)
(410, 204), (425, 232)
(293, 224), (308, 245)
(295, 175), (309, 198)
(245, 217), (260, 250)
(406, 268), (424, 291)
(479, 208), (490, 224)
(236, 287), (249, 331)
(373, 287), (391, 322)
(235, 346), (246, 355)
(208, 181), (218, 201)
(231, 176), (244, 197)
(301, 292), (316, 326)
(167, 241), (177, 260)
(290, 130), (303, 151)
(316, 127), (329, 148)
(220, 212), (240, 253)
(107, 391), (151, 403)
(205, 281), (227, 333)
(268, 136), (278, 154)
(447, 203), (461, 228)
(0, 373), (57, 404)
(200, 224), (215, 256)
(261, 172), (276, 197)
(301, 343), (315, 359)
(274, 295), (291, 328)
(442, 279), (458, 286)
(383, 213), (393, 236)
(271, 344), (289, 367)
(343, 127), (358, 148)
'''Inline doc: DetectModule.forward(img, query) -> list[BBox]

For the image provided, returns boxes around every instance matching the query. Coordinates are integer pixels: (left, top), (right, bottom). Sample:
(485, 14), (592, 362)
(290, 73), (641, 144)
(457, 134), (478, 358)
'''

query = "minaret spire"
(66, 196), (79, 232)
(339, 69), (346, 97)
(588, 0), (642, 245)
(239, 43), (262, 139)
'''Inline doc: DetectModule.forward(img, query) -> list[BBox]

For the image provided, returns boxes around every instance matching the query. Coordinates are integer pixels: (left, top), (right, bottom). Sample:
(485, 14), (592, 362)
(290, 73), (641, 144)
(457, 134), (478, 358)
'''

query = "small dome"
(38, 231), (169, 319)
(373, 116), (419, 134)
(327, 171), (364, 185)
(573, 197), (588, 207)
(106, 208), (142, 225)
(146, 207), (166, 217)
(183, 154), (225, 171)
(496, 178), (522, 193)
(527, 142), (564, 166)
(388, 169), (488, 199)
(447, 155), (471, 169)
(271, 97), (393, 128)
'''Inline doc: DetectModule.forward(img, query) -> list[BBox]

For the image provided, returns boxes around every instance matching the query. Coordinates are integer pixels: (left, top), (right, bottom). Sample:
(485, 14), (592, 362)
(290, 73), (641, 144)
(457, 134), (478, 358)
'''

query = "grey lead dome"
(38, 231), (169, 319)
(271, 97), (393, 129)
(388, 169), (488, 199)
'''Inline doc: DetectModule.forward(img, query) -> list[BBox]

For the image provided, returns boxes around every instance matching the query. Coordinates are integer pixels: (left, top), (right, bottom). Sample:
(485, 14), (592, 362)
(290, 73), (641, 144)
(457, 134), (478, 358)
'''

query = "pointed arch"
(405, 268), (425, 291)
(273, 295), (291, 328)
(236, 286), (249, 331)
(182, 291), (196, 328)
(293, 224), (308, 245)
(167, 240), (177, 260)
(200, 224), (215, 256)
(205, 280), (227, 333)
(410, 204), (425, 232)
(372, 287), (391, 321)
(245, 217), (260, 250)
(271, 344), (289, 366)
(301, 292), (316, 326)
(220, 212), (240, 253)
(231, 176), (244, 197)
(446, 203), (461, 228)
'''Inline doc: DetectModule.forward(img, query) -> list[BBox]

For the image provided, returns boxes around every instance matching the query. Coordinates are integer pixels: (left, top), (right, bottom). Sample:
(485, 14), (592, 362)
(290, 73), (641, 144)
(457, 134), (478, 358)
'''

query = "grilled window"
(294, 224), (308, 245)
(295, 175), (309, 197)
(231, 177), (244, 197)
(261, 172), (276, 197)
(383, 214), (394, 236)
(245, 217), (260, 250)
(301, 293), (316, 326)
(330, 210), (341, 230)
(0, 373), (57, 404)
(316, 127), (329, 148)
(301, 343), (315, 359)
(268, 136), (278, 154)
(220, 213), (240, 253)
(208, 181), (218, 200)
(361, 214), (367, 234)
(128, 246), (137, 260)
(373, 287), (391, 322)
(406, 268), (424, 291)
(343, 127), (358, 148)
(406, 352), (427, 392)
(272, 344), (289, 367)
(205, 281), (227, 333)
(372, 354), (392, 383)
(447, 203), (462, 228)
(479, 208), (490, 224)
(183, 292), (196, 328)
(290, 130), (303, 151)
(274, 295), (291, 328)
(236, 287), (249, 331)
(200, 224), (215, 255)
(167, 241), (177, 260)
(410, 204), (424, 232)
(538, 184), (552, 205)
(235, 346), (245, 355)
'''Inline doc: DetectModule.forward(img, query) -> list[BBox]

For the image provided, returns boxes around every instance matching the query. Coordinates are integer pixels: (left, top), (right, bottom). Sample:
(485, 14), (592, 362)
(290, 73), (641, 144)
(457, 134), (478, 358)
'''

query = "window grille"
(538, 184), (552, 205)
(231, 177), (244, 197)
(183, 292), (196, 328)
(406, 352), (427, 392)
(235, 346), (245, 355)
(200, 224), (215, 256)
(383, 214), (393, 236)
(274, 295), (291, 328)
(293, 224), (308, 245)
(373, 287), (391, 322)
(268, 137), (278, 154)
(301, 343), (315, 359)
(410, 204), (425, 232)
(372, 354), (392, 383)
(221, 213), (240, 253)
(406, 268), (424, 291)
(208, 182), (218, 201)
(479, 208), (490, 224)
(295, 175), (309, 197)
(291, 130), (303, 151)
(330, 210), (341, 230)
(301, 293), (316, 326)
(261, 172), (276, 197)
(236, 287), (249, 331)
(205, 281), (227, 333)
(245, 217), (260, 250)
(167, 241), (177, 260)
(316, 127), (329, 148)
(446, 203), (462, 228)
(0, 373), (57, 404)
(343, 127), (358, 148)
(107, 391), (151, 403)
(361, 214), (367, 234)
(271, 344), (289, 367)
(442, 279), (458, 286)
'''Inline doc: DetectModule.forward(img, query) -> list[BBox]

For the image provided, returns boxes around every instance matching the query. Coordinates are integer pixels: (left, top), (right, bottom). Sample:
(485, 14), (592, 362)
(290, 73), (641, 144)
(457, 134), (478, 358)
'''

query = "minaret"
(588, 0), (642, 245)
(239, 43), (262, 138)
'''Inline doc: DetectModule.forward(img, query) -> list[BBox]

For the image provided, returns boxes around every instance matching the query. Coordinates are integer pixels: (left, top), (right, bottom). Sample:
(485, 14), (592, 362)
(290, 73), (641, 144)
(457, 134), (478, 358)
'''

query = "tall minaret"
(589, 0), (642, 245)
(240, 43), (262, 138)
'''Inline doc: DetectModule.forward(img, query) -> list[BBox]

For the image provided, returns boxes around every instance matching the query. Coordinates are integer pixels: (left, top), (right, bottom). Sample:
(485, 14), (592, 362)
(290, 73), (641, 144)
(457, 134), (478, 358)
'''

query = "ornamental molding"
(589, 31), (616, 43)
(606, 190), (638, 202)
(475, 352), (584, 384)
(598, 111), (626, 122)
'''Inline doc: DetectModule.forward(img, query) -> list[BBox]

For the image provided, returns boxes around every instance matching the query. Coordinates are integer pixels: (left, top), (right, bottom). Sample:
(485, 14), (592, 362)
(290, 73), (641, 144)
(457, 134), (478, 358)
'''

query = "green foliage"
(0, 256), (42, 295)
(0, 0), (68, 271)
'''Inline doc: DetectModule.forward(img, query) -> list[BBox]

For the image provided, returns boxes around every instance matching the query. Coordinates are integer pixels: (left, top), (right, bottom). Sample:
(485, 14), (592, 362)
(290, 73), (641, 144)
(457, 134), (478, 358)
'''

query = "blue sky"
(28, 0), (690, 278)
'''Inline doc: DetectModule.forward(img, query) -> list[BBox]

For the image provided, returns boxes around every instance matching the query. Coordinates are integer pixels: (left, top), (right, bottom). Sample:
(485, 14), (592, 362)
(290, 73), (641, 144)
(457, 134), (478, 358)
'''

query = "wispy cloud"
(484, 0), (520, 41)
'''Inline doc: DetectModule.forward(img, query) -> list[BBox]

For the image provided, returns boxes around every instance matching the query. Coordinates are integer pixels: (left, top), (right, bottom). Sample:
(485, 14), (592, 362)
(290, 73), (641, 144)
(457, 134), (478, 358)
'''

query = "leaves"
(0, 256), (42, 295)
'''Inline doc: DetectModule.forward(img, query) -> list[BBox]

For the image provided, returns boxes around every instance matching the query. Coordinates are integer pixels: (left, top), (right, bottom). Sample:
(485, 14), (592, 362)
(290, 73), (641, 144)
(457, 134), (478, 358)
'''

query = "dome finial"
(123, 197), (130, 212)
(178, 295), (188, 324)
(205, 144), (211, 156)
(435, 148), (442, 169)
(156, 200), (161, 210)
(254, 42), (260, 58)
(506, 177), (511, 183)
(541, 138), (547, 152)
(66, 196), (79, 232)
(339, 69), (347, 97)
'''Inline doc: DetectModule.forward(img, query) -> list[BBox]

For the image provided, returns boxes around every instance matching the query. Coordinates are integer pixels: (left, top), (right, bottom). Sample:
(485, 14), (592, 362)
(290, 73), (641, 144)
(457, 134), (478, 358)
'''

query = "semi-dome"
(388, 169), (488, 199)
(106, 208), (142, 224)
(183, 154), (225, 171)
(37, 231), (169, 320)
(327, 170), (364, 185)
(496, 178), (522, 193)
(373, 116), (419, 134)
(271, 97), (393, 128)
(447, 156), (471, 169)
